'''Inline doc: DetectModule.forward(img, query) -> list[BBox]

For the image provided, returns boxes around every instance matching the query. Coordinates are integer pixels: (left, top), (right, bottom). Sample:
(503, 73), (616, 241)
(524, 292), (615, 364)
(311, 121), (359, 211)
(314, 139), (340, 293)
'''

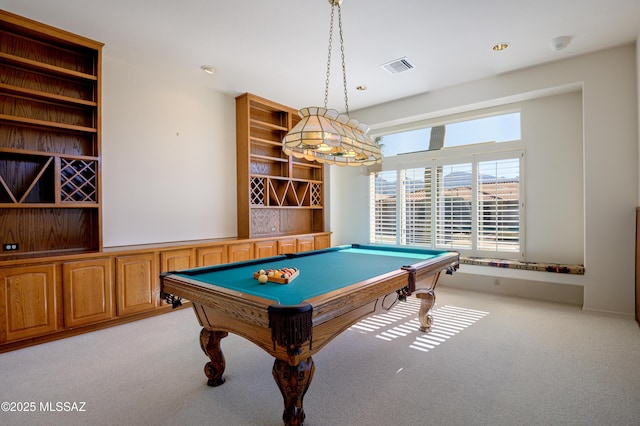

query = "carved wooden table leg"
(272, 357), (315, 426)
(416, 290), (436, 332)
(199, 328), (228, 387)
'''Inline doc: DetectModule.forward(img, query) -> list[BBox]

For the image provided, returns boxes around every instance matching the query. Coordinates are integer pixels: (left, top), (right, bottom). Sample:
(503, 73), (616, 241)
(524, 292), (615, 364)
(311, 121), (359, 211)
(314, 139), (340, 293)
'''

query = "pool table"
(160, 244), (458, 425)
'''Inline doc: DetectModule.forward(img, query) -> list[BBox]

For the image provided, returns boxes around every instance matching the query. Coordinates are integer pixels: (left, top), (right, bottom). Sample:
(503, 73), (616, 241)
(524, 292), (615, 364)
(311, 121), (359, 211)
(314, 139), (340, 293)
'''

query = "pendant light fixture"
(282, 0), (382, 167)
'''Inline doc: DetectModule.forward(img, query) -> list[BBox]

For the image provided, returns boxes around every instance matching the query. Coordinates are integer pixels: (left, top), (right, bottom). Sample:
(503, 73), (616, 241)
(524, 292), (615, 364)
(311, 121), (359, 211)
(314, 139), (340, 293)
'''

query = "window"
(381, 112), (521, 156)
(371, 170), (398, 244)
(370, 153), (523, 258)
(370, 111), (523, 258)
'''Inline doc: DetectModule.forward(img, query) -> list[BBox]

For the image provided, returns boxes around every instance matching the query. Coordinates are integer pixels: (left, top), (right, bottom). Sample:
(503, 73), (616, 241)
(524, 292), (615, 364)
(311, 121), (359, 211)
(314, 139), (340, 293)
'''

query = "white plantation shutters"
(402, 168), (432, 245)
(436, 163), (472, 250)
(370, 170), (398, 244)
(370, 151), (523, 257)
(477, 158), (521, 253)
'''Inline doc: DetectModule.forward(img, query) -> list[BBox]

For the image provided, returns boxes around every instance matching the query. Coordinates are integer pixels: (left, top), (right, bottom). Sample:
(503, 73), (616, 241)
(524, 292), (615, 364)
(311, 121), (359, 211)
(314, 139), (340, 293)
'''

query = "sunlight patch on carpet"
(348, 296), (489, 352)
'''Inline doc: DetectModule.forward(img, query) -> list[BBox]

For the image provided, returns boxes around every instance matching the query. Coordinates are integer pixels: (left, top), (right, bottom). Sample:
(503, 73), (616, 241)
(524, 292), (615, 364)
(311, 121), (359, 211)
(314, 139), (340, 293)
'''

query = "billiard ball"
(258, 274), (268, 284)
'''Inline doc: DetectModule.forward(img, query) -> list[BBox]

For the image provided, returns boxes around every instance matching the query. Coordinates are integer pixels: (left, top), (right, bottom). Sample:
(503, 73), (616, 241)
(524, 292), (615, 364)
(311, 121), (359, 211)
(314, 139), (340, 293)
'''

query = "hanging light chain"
(323, 1), (350, 114)
(336, 3), (349, 115)
(323, 4), (335, 109)
(282, 0), (382, 167)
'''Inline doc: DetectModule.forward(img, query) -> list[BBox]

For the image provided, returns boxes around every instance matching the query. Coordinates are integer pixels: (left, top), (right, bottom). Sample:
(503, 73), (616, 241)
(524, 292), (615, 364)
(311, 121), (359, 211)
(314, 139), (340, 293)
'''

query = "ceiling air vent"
(380, 57), (415, 74)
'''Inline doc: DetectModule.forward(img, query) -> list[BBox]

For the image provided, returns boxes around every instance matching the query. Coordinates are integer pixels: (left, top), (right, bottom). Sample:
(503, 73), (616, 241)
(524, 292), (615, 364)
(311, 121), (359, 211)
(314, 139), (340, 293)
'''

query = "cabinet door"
(160, 249), (195, 272)
(277, 238), (297, 254)
(0, 264), (58, 343)
(116, 253), (157, 316)
(228, 243), (254, 263)
(254, 240), (276, 259)
(297, 237), (315, 253)
(62, 258), (114, 328)
(197, 245), (227, 267)
(314, 234), (331, 250)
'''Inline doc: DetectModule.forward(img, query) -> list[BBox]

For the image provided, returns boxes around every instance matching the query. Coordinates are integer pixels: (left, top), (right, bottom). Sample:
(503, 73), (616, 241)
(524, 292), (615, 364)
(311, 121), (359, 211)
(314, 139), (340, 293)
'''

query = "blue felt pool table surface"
(172, 244), (448, 305)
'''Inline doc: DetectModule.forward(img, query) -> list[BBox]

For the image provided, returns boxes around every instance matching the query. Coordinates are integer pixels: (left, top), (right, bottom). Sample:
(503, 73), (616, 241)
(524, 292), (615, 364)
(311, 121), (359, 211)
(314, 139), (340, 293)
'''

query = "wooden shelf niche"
(236, 93), (325, 238)
(0, 10), (103, 258)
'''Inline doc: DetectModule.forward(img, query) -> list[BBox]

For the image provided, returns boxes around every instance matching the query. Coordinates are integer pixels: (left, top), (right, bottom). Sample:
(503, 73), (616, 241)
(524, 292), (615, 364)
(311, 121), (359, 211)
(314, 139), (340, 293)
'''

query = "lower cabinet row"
(0, 234), (329, 347)
(0, 254), (170, 345)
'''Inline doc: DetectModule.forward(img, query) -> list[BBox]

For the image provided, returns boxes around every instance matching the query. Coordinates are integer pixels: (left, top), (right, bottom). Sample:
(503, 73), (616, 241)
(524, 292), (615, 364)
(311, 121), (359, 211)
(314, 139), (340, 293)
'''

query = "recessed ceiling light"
(200, 65), (216, 75)
(492, 42), (509, 52)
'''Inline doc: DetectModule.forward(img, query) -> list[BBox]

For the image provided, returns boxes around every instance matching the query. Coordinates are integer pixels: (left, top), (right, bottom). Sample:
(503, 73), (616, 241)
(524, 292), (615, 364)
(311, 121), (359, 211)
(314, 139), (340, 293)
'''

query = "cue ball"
(258, 274), (268, 284)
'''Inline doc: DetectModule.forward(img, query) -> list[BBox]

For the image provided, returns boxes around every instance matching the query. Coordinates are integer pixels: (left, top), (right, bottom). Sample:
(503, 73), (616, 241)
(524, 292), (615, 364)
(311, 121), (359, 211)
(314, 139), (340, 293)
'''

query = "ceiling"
(3, 0), (640, 112)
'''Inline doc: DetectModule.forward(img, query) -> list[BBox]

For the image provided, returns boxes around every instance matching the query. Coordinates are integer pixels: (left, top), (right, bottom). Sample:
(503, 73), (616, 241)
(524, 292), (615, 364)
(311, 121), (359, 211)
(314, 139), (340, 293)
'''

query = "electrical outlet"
(3, 243), (19, 251)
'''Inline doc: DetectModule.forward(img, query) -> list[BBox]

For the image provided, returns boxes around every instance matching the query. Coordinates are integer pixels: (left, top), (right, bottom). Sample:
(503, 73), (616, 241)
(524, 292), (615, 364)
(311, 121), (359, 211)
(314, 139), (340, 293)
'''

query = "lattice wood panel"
(250, 177), (265, 205)
(311, 183), (322, 206)
(60, 158), (97, 202)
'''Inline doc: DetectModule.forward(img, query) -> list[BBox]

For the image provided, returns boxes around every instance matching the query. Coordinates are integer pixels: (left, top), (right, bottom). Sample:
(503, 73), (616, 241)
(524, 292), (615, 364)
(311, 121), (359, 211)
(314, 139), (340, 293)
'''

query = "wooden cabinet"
(228, 243), (254, 263)
(297, 237), (315, 253)
(0, 264), (59, 342)
(0, 11), (103, 258)
(277, 238), (297, 254)
(236, 93), (325, 238)
(197, 245), (227, 267)
(314, 234), (331, 250)
(62, 258), (114, 328)
(0, 233), (330, 352)
(160, 248), (195, 272)
(254, 240), (277, 258)
(115, 254), (157, 316)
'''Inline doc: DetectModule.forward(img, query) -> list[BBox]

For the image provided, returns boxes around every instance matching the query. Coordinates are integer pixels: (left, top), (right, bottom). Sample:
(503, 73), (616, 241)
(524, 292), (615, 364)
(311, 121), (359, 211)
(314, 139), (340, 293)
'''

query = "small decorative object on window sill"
(282, 0), (382, 167)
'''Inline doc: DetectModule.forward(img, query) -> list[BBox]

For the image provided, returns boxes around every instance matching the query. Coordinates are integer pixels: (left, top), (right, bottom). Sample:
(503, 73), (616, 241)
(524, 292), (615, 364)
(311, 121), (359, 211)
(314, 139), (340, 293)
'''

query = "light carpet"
(1, 286), (639, 425)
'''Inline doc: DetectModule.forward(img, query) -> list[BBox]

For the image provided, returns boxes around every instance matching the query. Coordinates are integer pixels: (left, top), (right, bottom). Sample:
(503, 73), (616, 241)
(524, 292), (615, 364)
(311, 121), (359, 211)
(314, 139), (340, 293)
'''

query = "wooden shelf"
(0, 52), (97, 81)
(0, 83), (97, 107)
(0, 147), (98, 161)
(250, 205), (324, 210)
(249, 118), (288, 132)
(250, 173), (289, 179)
(0, 114), (97, 133)
(250, 136), (283, 147)
(291, 177), (323, 184)
(0, 203), (99, 208)
(250, 174), (323, 185)
(250, 154), (288, 163)
(292, 161), (323, 169)
(0, 10), (102, 256)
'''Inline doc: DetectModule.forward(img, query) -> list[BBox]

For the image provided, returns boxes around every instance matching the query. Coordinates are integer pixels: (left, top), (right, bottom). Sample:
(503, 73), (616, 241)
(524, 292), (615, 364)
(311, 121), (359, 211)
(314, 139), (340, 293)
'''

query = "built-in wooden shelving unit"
(236, 93), (325, 238)
(0, 10), (103, 257)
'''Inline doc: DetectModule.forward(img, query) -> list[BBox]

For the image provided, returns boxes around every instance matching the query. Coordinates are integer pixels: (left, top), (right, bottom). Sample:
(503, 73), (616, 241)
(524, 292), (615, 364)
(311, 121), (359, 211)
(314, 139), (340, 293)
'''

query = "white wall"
(98, 43), (637, 315)
(101, 55), (238, 247)
(352, 91), (585, 264)
(332, 44), (638, 315)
